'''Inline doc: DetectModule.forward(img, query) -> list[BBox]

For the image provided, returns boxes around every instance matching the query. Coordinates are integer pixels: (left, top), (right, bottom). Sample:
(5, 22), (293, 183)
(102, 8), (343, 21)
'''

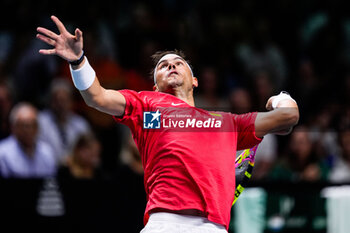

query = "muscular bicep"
(96, 89), (126, 116)
(80, 77), (126, 117)
(255, 107), (299, 138)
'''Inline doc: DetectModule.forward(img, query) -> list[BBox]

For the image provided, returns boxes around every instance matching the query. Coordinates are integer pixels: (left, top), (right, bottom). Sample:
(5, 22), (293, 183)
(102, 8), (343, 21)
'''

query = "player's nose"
(168, 63), (176, 70)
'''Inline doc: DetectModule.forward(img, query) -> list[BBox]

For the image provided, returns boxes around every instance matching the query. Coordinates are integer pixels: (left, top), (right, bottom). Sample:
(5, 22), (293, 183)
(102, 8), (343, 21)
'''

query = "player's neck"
(173, 88), (195, 107)
(160, 85), (195, 106)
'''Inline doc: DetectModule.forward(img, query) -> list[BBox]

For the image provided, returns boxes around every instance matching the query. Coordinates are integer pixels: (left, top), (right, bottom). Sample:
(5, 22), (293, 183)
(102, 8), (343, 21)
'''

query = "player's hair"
(150, 49), (193, 79)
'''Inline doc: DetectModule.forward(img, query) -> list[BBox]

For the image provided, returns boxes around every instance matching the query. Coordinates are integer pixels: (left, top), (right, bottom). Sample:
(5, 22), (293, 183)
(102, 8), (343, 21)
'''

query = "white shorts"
(140, 212), (228, 233)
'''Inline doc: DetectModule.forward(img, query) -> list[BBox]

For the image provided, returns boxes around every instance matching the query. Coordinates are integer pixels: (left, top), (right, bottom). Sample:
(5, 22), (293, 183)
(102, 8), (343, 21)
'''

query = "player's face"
(154, 54), (198, 93)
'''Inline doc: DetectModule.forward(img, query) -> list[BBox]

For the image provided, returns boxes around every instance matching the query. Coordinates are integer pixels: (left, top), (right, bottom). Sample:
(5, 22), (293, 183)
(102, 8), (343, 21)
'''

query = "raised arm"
(37, 15), (126, 116)
(255, 92), (299, 138)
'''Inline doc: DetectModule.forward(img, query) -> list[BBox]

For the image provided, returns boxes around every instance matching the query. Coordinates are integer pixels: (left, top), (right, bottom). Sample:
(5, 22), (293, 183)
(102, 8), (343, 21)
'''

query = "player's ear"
(192, 77), (198, 88)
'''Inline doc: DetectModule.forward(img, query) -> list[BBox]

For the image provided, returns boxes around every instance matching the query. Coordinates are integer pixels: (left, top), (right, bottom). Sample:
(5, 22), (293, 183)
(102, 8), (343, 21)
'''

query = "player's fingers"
(51, 15), (67, 34)
(75, 28), (83, 42)
(37, 27), (58, 40)
(39, 49), (56, 55)
(266, 96), (275, 110)
(36, 34), (56, 46)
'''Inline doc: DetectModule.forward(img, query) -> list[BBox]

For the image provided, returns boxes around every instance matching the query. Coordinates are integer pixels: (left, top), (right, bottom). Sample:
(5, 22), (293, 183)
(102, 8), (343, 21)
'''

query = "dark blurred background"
(1, 0), (350, 232)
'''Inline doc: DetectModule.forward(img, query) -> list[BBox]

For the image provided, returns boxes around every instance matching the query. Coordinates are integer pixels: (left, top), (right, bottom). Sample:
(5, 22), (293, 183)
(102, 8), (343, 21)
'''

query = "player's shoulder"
(135, 90), (180, 103)
(118, 90), (180, 109)
(206, 110), (232, 118)
(138, 90), (171, 97)
(120, 90), (165, 98)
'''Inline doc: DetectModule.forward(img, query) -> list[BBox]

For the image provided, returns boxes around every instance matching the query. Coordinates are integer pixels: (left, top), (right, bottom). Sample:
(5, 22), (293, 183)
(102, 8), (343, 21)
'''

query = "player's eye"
(160, 64), (167, 69)
(176, 62), (183, 66)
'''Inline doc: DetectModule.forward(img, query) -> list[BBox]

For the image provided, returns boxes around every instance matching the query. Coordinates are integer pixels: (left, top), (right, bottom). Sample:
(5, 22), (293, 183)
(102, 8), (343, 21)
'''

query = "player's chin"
(167, 76), (180, 83)
(168, 79), (183, 87)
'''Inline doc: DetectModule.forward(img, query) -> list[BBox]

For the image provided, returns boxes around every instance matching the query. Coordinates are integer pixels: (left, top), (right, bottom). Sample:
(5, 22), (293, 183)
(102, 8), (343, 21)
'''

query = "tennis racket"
(232, 144), (259, 205)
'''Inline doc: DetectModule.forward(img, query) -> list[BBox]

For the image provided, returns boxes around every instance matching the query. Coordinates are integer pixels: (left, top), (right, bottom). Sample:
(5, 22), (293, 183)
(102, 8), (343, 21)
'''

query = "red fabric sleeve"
(233, 112), (262, 150)
(112, 90), (148, 134)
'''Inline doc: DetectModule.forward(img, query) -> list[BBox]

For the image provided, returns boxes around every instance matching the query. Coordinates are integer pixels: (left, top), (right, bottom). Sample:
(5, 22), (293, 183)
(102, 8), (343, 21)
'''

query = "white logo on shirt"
(171, 103), (183, 106)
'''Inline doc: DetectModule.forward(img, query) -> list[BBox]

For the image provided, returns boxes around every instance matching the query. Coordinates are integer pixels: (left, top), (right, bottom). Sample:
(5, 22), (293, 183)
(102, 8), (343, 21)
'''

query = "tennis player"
(37, 16), (299, 233)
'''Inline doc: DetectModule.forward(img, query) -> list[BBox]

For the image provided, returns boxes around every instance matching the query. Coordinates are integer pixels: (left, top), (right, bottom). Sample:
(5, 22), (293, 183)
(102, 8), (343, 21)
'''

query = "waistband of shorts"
(148, 212), (226, 230)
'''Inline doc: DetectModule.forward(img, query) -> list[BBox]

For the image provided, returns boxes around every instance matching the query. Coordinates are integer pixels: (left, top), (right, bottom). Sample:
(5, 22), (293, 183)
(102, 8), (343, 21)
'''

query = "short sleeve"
(233, 112), (262, 150)
(112, 90), (148, 134)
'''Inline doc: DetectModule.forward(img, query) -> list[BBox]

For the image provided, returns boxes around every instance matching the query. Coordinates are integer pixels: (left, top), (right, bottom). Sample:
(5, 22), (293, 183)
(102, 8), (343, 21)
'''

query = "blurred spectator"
(0, 102), (56, 178)
(116, 127), (146, 233)
(250, 70), (275, 111)
(299, 12), (342, 78)
(337, 72), (350, 114)
(235, 19), (287, 90)
(13, 19), (58, 107)
(123, 40), (157, 92)
(229, 86), (278, 181)
(329, 129), (350, 183)
(338, 105), (350, 131)
(194, 66), (230, 111)
(119, 130), (143, 175)
(0, 31), (13, 77)
(229, 87), (252, 114)
(269, 126), (329, 182)
(38, 78), (91, 164)
(294, 59), (320, 117)
(0, 81), (13, 139)
(309, 104), (339, 167)
(252, 134), (278, 181)
(117, 2), (157, 70)
(57, 132), (104, 180)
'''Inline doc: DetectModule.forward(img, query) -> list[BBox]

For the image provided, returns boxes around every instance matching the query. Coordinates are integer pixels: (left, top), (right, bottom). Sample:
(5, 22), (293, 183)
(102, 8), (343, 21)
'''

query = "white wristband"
(272, 91), (296, 109)
(69, 57), (96, 91)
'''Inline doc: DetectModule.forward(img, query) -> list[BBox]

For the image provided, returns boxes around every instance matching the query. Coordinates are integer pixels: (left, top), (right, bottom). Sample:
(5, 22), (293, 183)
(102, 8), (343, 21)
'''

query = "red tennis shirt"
(113, 90), (262, 230)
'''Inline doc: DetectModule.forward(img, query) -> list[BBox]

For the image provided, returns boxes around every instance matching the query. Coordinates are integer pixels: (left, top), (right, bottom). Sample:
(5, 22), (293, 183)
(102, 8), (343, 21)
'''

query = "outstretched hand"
(37, 15), (83, 62)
